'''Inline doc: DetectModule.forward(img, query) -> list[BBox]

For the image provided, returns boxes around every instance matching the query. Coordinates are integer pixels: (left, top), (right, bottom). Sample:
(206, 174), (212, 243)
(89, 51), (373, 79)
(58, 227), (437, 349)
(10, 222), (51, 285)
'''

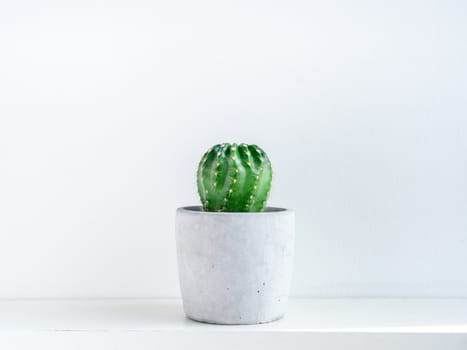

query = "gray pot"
(175, 206), (295, 325)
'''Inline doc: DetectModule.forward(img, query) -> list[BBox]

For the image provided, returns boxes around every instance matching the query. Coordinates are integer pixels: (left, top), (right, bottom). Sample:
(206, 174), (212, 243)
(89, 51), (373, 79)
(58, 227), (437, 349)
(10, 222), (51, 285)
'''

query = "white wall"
(0, 0), (466, 298)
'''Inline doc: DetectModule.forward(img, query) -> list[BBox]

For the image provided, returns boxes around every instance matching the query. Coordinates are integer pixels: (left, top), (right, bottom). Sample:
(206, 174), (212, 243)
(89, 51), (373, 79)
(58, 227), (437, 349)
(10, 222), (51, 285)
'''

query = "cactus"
(197, 143), (272, 212)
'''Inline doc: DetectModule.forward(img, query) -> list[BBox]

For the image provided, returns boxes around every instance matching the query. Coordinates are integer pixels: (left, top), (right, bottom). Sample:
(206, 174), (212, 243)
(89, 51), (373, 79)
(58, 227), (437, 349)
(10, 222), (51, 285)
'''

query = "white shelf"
(1, 298), (466, 349)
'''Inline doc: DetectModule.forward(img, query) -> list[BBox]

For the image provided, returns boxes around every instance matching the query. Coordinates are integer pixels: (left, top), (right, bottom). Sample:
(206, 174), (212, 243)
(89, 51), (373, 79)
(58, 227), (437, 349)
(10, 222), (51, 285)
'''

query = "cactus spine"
(197, 143), (272, 212)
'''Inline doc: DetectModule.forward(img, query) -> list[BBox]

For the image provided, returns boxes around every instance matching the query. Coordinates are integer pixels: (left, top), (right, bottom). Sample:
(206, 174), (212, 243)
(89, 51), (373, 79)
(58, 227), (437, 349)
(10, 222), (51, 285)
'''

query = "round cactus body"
(197, 143), (272, 212)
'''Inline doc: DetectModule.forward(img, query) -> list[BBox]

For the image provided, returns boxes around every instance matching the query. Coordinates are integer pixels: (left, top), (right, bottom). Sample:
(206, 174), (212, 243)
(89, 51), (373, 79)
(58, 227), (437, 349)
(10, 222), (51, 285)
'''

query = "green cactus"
(197, 143), (272, 212)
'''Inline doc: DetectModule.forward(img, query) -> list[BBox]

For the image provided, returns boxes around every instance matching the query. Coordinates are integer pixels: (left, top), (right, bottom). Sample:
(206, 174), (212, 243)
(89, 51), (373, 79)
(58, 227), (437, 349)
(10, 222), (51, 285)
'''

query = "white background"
(0, 0), (466, 298)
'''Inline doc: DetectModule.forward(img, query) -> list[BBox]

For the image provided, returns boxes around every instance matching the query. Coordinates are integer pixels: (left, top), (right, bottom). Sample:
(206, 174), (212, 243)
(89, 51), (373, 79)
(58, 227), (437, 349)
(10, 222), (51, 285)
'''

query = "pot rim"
(177, 205), (293, 216)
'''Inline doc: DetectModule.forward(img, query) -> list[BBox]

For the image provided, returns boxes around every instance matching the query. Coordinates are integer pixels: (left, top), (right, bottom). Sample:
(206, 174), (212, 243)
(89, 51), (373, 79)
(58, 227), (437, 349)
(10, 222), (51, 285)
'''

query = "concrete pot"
(175, 206), (295, 325)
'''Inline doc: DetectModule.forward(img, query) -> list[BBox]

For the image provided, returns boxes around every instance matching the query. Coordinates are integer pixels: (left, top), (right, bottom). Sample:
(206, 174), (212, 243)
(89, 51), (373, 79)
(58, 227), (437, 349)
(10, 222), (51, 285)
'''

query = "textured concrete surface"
(176, 206), (295, 324)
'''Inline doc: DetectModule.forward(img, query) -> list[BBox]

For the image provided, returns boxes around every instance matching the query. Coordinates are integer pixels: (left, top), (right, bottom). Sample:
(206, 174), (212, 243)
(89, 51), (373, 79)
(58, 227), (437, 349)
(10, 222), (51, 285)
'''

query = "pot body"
(175, 206), (295, 325)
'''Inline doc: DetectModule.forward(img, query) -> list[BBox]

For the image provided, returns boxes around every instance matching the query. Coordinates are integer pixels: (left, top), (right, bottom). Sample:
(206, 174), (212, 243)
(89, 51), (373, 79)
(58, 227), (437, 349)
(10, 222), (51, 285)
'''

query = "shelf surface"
(1, 298), (466, 349)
